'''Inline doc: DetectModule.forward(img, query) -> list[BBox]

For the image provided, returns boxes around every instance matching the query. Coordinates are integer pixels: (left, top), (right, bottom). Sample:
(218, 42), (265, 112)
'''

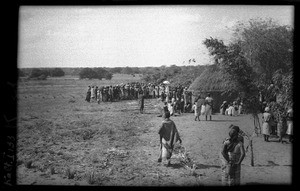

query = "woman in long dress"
(262, 107), (271, 142)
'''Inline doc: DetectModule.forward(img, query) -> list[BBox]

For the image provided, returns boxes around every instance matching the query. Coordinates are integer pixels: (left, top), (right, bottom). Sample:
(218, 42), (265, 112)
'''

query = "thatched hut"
(187, 64), (239, 113)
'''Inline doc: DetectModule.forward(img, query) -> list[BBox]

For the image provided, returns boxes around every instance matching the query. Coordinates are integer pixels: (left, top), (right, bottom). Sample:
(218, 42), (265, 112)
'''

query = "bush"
(104, 72), (113, 80)
(29, 68), (49, 79)
(51, 68), (65, 77)
(50, 166), (55, 174)
(79, 67), (112, 80)
(79, 68), (98, 79)
(66, 167), (75, 179)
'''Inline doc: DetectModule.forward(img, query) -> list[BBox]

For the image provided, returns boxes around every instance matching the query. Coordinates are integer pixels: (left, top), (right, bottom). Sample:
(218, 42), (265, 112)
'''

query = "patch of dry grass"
(66, 167), (75, 179)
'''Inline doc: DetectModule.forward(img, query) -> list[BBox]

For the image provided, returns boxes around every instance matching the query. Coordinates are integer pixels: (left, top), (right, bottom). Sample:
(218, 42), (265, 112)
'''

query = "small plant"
(73, 107), (81, 111)
(66, 167), (75, 179)
(50, 166), (55, 175)
(87, 171), (97, 185)
(69, 99), (75, 103)
(25, 160), (33, 169)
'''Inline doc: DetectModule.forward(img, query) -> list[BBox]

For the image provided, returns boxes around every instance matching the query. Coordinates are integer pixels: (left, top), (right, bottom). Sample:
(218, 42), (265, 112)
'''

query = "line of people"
(84, 83), (195, 115)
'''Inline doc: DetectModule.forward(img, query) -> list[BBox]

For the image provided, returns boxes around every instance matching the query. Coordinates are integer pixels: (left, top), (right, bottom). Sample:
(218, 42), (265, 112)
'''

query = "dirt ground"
(17, 76), (292, 186)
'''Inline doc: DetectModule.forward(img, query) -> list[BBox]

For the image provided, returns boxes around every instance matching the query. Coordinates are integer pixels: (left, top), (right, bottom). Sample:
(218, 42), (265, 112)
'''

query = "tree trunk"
(249, 139), (254, 166)
(249, 113), (260, 166)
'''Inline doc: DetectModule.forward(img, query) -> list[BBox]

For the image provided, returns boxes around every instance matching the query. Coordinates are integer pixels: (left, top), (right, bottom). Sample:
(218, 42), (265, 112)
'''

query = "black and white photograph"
(16, 5), (293, 186)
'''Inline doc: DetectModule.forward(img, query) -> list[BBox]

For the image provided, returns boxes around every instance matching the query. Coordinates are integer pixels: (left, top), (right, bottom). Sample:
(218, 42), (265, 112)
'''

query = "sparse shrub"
(51, 68), (65, 77)
(73, 107), (81, 111)
(82, 131), (91, 140)
(69, 99), (75, 103)
(50, 166), (55, 174)
(66, 167), (75, 179)
(87, 171), (97, 185)
(25, 160), (33, 169)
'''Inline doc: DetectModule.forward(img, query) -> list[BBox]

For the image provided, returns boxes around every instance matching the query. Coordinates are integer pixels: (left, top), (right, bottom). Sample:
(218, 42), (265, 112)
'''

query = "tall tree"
(203, 18), (293, 166)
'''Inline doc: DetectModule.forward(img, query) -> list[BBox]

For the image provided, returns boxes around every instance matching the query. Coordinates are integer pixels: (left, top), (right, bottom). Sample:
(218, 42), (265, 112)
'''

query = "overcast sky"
(18, 5), (294, 68)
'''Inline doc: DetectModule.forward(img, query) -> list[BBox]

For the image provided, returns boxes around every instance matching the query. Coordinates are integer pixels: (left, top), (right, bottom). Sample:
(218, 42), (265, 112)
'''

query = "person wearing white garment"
(227, 103), (234, 116)
(205, 93), (214, 121)
(286, 108), (293, 143)
(232, 101), (238, 116)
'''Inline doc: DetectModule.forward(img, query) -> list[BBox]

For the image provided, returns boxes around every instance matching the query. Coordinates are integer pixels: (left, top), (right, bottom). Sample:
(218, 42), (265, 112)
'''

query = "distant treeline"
(18, 65), (209, 87)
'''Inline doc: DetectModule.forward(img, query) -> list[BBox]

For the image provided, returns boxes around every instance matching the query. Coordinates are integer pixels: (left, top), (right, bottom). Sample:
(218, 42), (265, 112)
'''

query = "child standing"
(139, 95), (145, 114)
(192, 102), (200, 121)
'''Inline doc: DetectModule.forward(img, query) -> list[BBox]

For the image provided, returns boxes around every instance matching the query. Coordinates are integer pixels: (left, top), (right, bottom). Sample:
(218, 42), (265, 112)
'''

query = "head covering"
(229, 125), (239, 139)
(223, 101), (227, 104)
(287, 108), (293, 113)
(164, 111), (170, 119)
(265, 107), (270, 112)
(226, 125), (240, 152)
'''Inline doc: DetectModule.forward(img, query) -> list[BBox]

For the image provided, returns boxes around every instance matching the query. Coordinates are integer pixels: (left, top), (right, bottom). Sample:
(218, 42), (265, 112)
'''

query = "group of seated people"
(220, 101), (243, 116)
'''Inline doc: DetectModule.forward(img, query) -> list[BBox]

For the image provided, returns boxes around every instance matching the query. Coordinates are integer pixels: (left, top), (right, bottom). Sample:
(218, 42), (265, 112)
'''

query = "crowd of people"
(84, 82), (191, 104)
(261, 106), (293, 143)
(219, 101), (243, 116)
(84, 81), (293, 186)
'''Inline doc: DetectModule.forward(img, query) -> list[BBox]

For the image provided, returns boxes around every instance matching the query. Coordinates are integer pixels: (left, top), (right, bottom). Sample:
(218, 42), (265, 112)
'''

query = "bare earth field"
(17, 74), (292, 186)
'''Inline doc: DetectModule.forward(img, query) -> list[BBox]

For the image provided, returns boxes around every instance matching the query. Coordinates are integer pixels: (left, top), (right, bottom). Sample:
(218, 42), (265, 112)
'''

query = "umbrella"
(163, 81), (170, 85)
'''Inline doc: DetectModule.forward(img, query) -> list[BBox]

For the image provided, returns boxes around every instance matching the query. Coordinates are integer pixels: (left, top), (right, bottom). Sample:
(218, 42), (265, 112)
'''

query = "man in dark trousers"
(139, 93), (145, 114)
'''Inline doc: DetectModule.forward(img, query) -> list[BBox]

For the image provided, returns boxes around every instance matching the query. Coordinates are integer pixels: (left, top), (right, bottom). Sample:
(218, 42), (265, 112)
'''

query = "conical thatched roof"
(188, 64), (236, 93)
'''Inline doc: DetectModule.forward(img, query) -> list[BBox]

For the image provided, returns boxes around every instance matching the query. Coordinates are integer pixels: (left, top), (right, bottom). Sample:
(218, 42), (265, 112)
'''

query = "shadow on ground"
(208, 120), (239, 122)
(196, 163), (221, 169)
(169, 163), (185, 169)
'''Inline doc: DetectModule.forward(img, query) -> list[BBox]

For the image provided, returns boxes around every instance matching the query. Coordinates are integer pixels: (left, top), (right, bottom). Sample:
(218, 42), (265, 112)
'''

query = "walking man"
(158, 111), (182, 166)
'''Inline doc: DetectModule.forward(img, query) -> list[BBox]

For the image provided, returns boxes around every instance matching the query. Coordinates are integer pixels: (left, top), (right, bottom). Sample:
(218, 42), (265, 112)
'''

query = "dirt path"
(17, 95), (292, 186)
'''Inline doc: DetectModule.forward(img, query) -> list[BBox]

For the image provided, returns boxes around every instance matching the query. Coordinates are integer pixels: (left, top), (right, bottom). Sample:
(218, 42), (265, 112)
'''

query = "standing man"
(158, 111), (182, 166)
(91, 86), (95, 102)
(95, 86), (98, 101)
(85, 86), (91, 103)
(139, 93), (145, 114)
(205, 93), (214, 121)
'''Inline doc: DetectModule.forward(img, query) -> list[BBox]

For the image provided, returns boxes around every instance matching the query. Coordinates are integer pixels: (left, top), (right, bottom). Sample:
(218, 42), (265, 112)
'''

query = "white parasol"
(163, 80), (170, 85)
